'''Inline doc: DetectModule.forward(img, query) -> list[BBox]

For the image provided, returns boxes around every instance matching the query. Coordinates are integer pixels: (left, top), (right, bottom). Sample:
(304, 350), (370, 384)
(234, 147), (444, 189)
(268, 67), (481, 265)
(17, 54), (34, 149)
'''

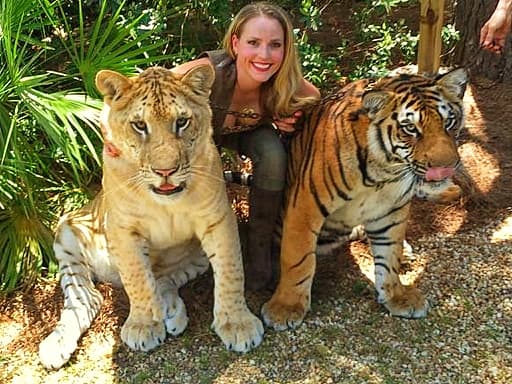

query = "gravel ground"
(1, 78), (511, 384)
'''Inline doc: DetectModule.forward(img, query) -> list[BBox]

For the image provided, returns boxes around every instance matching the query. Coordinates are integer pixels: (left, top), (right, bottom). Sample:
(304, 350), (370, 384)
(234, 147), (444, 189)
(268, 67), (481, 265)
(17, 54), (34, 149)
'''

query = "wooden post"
(417, 0), (445, 75)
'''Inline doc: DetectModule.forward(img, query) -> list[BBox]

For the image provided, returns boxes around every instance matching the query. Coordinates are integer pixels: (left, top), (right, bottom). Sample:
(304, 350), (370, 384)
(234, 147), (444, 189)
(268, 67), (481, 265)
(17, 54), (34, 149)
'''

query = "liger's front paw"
(383, 286), (429, 319)
(38, 330), (77, 370)
(121, 316), (166, 351)
(212, 309), (264, 352)
(261, 295), (308, 331)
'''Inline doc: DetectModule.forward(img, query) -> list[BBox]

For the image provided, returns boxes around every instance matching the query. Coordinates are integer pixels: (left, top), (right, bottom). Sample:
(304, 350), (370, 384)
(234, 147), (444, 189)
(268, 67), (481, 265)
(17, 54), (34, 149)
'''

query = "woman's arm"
(480, 0), (512, 53)
(272, 78), (320, 133)
(299, 78), (321, 99)
(171, 57), (212, 74)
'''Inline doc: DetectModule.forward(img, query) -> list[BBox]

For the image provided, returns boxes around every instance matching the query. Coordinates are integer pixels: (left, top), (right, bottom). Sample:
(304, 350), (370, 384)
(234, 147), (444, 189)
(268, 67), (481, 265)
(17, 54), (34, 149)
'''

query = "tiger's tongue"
(425, 167), (455, 181)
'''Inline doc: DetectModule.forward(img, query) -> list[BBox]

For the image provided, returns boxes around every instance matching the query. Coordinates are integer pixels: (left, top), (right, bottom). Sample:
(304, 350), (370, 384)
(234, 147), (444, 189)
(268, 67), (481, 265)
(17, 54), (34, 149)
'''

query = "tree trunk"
(454, 0), (512, 82)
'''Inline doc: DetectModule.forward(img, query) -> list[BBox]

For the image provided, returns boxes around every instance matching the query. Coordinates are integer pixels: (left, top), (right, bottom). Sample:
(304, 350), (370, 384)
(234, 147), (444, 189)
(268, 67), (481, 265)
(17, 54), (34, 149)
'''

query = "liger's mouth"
(151, 181), (186, 196)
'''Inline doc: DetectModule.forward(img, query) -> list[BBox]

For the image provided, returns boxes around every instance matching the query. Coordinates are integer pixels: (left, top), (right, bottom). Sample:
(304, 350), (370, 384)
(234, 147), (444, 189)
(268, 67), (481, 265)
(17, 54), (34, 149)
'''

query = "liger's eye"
(130, 120), (147, 135)
(175, 117), (190, 136)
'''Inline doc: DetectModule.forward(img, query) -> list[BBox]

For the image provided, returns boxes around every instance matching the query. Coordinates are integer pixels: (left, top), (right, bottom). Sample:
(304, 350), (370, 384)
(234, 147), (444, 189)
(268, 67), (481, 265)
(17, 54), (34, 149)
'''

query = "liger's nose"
(152, 167), (177, 177)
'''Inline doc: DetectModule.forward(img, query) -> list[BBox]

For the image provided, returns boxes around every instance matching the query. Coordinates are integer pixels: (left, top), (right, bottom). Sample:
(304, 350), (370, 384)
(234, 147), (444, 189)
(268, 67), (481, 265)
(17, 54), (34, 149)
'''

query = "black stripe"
(310, 177), (330, 217)
(366, 201), (410, 224)
(365, 221), (402, 236)
(370, 240), (397, 246)
(374, 262), (390, 273)
(290, 251), (315, 270)
(294, 275), (312, 287)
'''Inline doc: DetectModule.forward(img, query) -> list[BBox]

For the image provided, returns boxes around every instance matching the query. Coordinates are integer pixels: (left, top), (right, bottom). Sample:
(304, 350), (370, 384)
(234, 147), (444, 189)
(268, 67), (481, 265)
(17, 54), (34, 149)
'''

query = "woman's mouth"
(252, 62), (272, 72)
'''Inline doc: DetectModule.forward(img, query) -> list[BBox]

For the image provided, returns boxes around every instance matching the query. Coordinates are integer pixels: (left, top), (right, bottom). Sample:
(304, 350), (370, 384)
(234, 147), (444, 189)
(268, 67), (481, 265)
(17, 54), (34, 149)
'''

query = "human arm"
(480, 0), (512, 53)
(171, 57), (212, 74)
(272, 78), (321, 133)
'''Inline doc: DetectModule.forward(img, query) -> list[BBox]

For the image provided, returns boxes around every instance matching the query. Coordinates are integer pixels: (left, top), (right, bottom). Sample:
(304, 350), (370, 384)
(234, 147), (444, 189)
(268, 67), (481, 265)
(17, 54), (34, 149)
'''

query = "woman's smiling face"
(231, 15), (285, 86)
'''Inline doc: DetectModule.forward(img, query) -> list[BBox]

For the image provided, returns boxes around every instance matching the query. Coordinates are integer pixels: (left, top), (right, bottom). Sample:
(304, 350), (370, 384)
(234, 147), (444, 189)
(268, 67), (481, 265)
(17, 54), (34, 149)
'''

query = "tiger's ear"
(95, 70), (132, 105)
(362, 90), (394, 118)
(181, 64), (215, 97)
(437, 68), (468, 99)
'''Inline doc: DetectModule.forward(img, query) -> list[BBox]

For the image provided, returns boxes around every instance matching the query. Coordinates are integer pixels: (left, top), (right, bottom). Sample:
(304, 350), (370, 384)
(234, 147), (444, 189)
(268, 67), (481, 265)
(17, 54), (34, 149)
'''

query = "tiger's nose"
(152, 167), (177, 177)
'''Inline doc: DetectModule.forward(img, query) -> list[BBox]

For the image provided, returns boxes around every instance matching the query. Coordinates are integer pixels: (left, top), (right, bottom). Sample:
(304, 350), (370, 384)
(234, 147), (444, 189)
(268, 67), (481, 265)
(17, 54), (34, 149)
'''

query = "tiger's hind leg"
(156, 253), (210, 336)
(317, 224), (414, 263)
(38, 220), (104, 370)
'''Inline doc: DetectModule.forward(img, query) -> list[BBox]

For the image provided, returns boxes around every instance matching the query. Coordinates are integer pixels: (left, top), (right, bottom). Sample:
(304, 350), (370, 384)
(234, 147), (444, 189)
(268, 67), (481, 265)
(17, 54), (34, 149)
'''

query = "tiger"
(261, 68), (468, 330)
(38, 65), (263, 370)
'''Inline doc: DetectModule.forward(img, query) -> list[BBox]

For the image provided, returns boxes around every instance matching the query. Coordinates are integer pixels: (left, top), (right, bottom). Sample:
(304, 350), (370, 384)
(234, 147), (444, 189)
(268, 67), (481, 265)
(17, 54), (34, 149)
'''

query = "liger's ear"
(362, 90), (394, 118)
(437, 68), (468, 99)
(180, 64), (215, 97)
(95, 70), (132, 105)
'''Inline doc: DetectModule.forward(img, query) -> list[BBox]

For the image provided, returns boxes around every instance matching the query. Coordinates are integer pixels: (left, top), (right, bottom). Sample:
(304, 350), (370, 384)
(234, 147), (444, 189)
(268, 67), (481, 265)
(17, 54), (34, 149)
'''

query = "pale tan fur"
(38, 65), (263, 370)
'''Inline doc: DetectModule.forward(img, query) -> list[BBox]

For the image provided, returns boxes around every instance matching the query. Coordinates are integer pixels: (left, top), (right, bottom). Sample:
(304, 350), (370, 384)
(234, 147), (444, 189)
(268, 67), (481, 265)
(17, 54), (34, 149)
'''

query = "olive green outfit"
(201, 50), (284, 291)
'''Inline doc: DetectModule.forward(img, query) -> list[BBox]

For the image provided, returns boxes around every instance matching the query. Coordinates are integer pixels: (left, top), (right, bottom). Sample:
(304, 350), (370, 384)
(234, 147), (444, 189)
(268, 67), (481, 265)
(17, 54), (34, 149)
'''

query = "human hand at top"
(480, 7), (512, 54)
(272, 111), (303, 133)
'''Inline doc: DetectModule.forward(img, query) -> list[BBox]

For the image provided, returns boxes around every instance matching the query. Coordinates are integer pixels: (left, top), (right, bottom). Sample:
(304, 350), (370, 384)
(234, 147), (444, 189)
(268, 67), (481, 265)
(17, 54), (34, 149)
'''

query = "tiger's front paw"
(121, 316), (166, 351)
(415, 179), (462, 204)
(261, 293), (309, 331)
(383, 286), (429, 318)
(212, 308), (264, 352)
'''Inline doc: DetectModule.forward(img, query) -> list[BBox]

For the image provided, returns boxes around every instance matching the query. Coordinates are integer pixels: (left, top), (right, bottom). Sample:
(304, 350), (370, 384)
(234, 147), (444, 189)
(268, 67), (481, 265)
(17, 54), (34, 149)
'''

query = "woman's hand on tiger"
(272, 110), (303, 133)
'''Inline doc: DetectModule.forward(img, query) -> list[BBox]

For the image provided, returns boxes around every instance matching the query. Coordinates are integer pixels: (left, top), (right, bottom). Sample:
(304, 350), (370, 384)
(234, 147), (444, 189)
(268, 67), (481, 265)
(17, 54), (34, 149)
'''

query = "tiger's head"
(95, 65), (215, 199)
(362, 68), (468, 183)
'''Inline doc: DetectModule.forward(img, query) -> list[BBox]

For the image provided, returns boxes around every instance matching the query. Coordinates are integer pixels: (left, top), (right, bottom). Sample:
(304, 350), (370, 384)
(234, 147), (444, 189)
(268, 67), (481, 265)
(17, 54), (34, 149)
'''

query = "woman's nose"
(257, 44), (271, 58)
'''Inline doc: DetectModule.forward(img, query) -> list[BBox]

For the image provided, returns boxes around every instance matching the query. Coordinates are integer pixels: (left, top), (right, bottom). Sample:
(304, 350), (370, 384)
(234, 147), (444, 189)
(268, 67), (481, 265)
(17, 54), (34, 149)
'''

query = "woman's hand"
(272, 110), (303, 133)
(480, 7), (512, 54)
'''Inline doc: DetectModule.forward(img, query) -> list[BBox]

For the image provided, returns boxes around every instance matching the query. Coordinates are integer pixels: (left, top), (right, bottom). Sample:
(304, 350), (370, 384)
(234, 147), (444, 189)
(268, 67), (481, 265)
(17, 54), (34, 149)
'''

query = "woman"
(173, 2), (321, 291)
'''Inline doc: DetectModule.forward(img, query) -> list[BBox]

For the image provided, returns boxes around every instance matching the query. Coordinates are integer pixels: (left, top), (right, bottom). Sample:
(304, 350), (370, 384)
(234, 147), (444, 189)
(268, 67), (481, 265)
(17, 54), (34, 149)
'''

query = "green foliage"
(297, 30), (343, 87)
(42, 0), (175, 97)
(352, 19), (419, 79)
(296, 0), (342, 87)
(348, 0), (418, 79)
(346, 0), (460, 79)
(0, 0), (172, 292)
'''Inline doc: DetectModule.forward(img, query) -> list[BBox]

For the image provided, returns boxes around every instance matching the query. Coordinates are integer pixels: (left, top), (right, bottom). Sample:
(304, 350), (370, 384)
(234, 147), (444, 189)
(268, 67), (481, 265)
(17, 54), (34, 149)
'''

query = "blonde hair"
(222, 2), (318, 117)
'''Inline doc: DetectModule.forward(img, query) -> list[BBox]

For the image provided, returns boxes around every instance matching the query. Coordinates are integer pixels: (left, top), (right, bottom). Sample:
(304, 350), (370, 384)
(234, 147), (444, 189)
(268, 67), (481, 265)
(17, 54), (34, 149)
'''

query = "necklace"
(211, 103), (267, 134)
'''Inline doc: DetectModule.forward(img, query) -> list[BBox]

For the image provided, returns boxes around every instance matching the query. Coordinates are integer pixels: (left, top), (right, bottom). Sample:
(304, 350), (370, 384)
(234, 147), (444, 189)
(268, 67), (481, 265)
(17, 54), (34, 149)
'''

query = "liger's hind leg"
(157, 253), (210, 336)
(39, 222), (103, 370)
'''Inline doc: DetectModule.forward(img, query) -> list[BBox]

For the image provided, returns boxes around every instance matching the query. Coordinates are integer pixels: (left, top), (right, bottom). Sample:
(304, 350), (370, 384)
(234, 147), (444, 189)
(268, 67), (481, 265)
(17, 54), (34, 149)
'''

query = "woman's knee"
(242, 127), (287, 190)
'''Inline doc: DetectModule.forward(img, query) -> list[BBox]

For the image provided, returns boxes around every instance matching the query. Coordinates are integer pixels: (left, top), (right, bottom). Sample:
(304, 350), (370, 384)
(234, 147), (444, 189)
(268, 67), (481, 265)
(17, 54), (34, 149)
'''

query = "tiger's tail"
(39, 220), (103, 370)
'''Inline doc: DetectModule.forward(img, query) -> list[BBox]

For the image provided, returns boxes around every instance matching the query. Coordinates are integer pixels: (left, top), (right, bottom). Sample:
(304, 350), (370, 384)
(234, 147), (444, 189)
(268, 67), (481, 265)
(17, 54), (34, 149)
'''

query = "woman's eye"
(247, 40), (258, 46)
(271, 41), (282, 48)
(130, 121), (147, 135)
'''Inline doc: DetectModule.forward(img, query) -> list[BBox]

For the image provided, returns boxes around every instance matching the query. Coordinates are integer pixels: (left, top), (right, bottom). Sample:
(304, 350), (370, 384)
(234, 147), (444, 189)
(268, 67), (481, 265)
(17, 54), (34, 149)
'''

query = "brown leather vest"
(199, 50), (237, 143)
